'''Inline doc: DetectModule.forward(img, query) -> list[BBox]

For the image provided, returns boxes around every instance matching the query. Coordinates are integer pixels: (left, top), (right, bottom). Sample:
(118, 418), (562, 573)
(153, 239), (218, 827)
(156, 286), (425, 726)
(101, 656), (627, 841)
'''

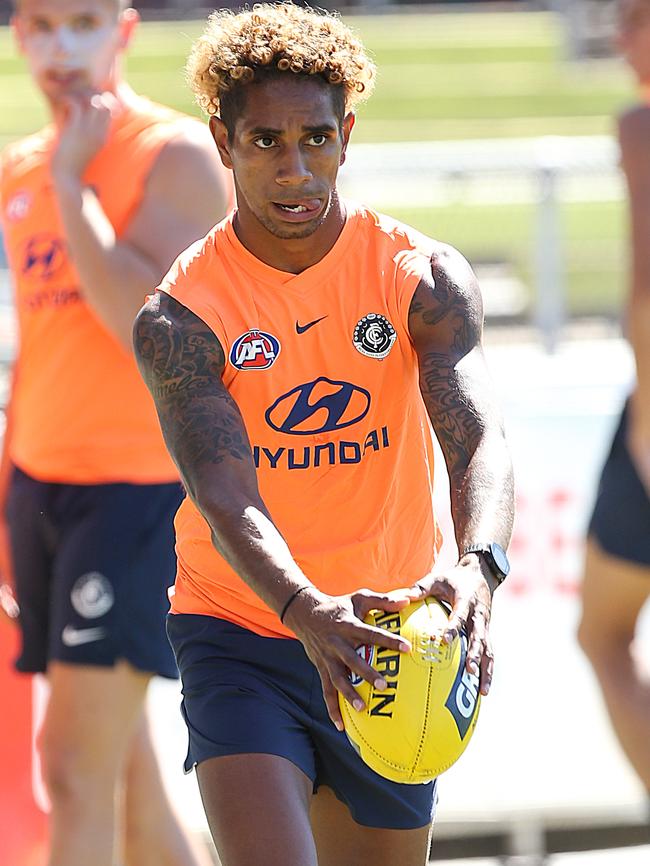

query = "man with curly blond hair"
(135, 4), (514, 863)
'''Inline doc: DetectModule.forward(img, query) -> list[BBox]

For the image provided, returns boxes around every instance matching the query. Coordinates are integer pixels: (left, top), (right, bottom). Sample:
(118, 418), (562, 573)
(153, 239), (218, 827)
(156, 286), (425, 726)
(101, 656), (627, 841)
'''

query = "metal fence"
(0, 133), (625, 361)
(339, 133), (625, 351)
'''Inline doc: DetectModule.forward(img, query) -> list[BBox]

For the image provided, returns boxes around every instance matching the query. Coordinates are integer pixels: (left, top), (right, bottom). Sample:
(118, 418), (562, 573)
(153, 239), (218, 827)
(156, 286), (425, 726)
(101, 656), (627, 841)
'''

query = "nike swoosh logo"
(61, 625), (107, 647)
(295, 316), (327, 334)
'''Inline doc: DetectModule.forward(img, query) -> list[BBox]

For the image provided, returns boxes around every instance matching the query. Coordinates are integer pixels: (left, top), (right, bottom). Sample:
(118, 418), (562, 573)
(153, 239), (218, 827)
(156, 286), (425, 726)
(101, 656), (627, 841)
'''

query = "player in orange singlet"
(0, 1), (230, 865)
(578, 0), (650, 797)
(134, 5), (514, 865)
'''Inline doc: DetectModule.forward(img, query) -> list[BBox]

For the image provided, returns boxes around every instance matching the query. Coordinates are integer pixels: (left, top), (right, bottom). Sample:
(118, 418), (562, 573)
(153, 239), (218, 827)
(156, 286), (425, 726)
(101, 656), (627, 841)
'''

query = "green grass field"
(0, 9), (635, 318)
(0, 11), (635, 145)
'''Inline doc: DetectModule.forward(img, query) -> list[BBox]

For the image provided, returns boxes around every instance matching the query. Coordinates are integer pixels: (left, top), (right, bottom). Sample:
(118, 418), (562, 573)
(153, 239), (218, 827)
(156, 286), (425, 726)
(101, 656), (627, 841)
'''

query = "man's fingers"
(338, 642), (387, 693)
(326, 654), (375, 720)
(358, 622), (411, 653)
(479, 646), (494, 696)
(353, 589), (411, 619)
(407, 577), (457, 608)
(0, 584), (19, 621)
(319, 667), (346, 731)
(464, 599), (487, 663)
(444, 598), (470, 645)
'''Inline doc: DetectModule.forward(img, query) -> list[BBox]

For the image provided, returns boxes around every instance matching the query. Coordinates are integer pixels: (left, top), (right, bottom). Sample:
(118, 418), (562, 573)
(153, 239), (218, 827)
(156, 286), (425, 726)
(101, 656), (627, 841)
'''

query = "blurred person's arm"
(0, 362), (19, 623)
(52, 95), (229, 350)
(619, 106), (650, 491)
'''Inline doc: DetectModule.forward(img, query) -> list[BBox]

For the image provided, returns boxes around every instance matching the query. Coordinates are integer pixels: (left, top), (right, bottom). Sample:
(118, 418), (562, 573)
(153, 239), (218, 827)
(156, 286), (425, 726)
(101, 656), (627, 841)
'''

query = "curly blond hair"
(186, 3), (376, 119)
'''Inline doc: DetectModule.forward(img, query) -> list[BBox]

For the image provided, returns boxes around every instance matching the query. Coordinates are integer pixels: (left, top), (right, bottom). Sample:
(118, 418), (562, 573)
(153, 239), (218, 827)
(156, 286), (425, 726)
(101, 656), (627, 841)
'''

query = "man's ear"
(11, 15), (26, 54)
(210, 115), (233, 169)
(339, 112), (355, 166)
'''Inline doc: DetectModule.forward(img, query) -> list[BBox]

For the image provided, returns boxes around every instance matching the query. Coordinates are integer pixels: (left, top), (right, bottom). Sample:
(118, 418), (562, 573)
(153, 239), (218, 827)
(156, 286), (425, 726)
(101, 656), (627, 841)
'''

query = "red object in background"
(0, 618), (48, 866)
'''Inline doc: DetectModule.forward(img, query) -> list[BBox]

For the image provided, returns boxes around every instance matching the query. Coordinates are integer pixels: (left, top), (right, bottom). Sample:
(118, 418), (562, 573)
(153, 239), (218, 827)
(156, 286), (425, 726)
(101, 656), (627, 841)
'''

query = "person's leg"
(197, 753), (318, 866)
(45, 479), (203, 864)
(123, 709), (215, 866)
(578, 537), (650, 791)
(39, 660), (149, 866)
(311, 784), (432, 866)
(5, 467), (52, 673)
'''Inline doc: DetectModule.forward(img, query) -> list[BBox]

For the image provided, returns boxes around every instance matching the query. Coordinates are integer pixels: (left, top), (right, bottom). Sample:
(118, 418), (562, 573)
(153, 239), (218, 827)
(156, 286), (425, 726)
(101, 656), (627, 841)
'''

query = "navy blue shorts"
(166, 613), (437, 830)
(7, 466), (183, 678)
(589, 402), (650, 566)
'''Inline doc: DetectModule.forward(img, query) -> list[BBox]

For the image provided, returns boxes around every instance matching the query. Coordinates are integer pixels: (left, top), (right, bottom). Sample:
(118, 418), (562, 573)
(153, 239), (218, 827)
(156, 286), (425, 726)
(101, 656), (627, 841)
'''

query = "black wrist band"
(279, 585), (310, 623)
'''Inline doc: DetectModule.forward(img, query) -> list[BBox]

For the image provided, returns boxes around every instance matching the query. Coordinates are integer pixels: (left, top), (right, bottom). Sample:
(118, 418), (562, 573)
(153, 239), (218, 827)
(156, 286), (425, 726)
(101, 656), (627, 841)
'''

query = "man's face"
(13, 0), (134, 102)
(213, 75), (353, 241)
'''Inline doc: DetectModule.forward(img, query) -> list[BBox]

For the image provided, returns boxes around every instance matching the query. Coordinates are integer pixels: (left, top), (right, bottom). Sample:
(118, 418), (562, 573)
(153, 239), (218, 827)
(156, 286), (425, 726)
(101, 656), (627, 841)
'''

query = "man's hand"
(283, 588), (413, 731)
(0, 584), (18, 624)
(51, 92), (116, 181)
(406, 557), (494, 697)
(0, 519), (17, 625)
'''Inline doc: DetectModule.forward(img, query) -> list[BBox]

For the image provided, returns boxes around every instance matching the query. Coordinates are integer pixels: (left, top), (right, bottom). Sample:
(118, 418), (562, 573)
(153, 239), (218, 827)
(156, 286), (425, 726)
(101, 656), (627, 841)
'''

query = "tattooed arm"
(133, 291), (414, 729)
(133, 291), (310, 616)
(407, 243), (514, 694)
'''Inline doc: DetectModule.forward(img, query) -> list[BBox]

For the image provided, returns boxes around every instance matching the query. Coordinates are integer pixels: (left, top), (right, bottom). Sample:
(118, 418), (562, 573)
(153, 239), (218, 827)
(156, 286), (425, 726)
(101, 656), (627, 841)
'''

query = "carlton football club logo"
(353, 313), (397, 359)
(230, 329), (281, 371)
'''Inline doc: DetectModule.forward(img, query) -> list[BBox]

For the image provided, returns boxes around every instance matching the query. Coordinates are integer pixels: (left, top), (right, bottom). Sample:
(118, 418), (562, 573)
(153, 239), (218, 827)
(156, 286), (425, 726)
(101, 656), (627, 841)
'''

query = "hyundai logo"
(21, 234), (66, 281)
(265, 377), (371, 435)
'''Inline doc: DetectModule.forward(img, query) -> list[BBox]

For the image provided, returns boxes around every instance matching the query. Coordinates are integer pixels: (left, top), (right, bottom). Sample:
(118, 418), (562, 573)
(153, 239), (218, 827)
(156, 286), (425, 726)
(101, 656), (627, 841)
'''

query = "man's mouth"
(278, 204), (309, 213)
(272, 199), (322, 219)
(46, 68), (85, 85)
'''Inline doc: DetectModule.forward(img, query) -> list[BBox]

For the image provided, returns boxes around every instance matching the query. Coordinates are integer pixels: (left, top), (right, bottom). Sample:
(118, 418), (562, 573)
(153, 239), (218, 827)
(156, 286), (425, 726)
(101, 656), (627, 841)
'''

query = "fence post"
(534, 163), (566, 354)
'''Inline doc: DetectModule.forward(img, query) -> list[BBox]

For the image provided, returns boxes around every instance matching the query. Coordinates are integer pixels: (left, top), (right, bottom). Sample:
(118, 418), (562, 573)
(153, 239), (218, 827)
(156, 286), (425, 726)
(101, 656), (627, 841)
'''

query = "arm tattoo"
(134, 297), (252, 472)
(409, 254), (485, 495)
(419, 351), (484, 493)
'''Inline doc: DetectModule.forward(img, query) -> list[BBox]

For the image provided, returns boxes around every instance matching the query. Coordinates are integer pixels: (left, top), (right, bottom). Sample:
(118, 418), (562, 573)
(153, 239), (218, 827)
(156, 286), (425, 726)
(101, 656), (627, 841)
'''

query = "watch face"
(491, 543), (510, 577)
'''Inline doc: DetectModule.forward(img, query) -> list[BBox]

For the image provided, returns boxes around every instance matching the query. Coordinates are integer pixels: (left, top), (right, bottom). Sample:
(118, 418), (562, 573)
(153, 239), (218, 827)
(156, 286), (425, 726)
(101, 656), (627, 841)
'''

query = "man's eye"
(31, 19), (52, 33)
(73, 16), (98, 31)
(254, 137), (275, 149)
(308, 134), (327, 146)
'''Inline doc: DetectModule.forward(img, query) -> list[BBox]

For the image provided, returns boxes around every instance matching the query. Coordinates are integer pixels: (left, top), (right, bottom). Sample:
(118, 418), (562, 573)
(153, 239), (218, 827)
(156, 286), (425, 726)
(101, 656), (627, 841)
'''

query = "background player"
(134, 5), (514, 865)
(0, 1), (230, 864)
(578, 0), (650, 797)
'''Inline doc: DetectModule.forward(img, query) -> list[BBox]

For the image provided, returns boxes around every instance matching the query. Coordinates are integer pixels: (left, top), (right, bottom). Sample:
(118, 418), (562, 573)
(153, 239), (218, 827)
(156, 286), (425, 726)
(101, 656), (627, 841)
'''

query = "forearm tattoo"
(409, 263), (484, 496)
(134, 299), (252, 469)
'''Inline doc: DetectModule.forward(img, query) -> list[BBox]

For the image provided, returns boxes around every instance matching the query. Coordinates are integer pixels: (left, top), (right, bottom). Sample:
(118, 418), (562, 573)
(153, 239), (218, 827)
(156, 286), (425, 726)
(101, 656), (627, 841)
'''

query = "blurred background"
(1, 1), (648, 864)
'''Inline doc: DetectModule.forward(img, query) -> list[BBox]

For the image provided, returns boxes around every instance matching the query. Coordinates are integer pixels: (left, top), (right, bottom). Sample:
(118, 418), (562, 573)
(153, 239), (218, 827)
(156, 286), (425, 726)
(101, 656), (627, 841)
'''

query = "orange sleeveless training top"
(160, 203), (443, 637)
(0, 97), (205, 484)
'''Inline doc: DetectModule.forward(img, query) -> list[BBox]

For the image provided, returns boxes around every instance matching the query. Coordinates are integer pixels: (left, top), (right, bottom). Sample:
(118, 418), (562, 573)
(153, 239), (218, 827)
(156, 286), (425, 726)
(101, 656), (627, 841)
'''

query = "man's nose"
(275, 146), (312, 186)
(53, 26), (76, 58)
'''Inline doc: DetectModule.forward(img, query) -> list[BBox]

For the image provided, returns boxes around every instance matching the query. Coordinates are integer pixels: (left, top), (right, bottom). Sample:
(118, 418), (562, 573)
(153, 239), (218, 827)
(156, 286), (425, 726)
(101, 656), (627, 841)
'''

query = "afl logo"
(353, 313), (397, 359)
(349, 644), (374, 686)
(5, 190), (32, 222)
(230, 330), (281, 371)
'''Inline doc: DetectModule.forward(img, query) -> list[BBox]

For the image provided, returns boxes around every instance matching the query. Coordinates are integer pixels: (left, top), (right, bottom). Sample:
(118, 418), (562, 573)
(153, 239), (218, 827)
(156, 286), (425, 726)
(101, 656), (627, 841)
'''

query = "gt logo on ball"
(455, 669), (480, 719)
(444, 634), (480, 739)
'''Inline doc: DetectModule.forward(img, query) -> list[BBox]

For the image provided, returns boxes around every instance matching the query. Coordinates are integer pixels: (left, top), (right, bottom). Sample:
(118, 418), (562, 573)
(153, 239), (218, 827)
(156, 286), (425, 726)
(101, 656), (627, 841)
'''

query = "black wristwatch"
(461, 542), (510, 586)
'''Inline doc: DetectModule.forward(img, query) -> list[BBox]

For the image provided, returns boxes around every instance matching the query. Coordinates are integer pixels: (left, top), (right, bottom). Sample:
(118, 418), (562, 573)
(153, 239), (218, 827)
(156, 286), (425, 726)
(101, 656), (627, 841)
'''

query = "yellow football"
(339, 597), (481, 784)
